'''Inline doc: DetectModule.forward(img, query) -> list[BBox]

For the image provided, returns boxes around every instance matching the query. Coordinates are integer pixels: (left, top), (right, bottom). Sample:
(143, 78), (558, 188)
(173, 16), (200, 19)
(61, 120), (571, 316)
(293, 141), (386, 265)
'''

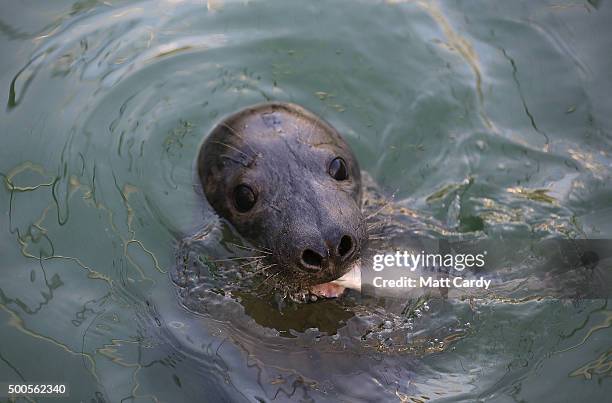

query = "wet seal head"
(198, 102), (366, 291)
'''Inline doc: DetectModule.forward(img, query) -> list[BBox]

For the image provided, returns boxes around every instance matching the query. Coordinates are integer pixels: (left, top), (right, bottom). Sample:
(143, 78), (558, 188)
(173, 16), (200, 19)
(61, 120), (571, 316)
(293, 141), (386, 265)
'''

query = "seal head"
(198, 102), (366, 288)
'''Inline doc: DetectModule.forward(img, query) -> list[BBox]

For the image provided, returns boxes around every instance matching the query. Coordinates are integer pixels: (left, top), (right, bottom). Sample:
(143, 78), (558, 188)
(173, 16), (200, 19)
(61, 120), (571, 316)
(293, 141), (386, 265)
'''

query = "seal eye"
(328, 157), (348, 181)
(233, 184), (257, 212)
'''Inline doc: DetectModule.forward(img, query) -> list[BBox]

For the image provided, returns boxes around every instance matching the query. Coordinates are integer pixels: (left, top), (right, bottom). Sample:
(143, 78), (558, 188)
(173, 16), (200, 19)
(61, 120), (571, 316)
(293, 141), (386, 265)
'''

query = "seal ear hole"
(301, 249), (323, 269)
(233, 184), (257, 212)
(328, 157), (348, 181)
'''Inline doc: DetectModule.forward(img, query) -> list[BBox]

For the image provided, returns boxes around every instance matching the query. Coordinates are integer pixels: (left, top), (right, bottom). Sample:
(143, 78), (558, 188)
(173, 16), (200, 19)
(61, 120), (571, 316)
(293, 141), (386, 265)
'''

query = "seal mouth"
(264, 230), (366, 298)
(309, 260), (362, 298)
(253, 254), (358, 300)
(299, 256), (358, 286)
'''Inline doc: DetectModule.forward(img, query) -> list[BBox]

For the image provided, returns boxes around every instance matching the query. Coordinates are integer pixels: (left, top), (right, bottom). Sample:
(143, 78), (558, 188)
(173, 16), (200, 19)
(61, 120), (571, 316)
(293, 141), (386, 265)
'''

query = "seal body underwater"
(198, 102), (367, 295)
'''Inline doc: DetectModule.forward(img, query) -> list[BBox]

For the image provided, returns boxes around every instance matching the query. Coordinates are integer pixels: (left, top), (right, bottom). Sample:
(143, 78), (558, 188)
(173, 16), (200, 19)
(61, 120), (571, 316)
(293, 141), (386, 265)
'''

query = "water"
(1, 0), (611, 401)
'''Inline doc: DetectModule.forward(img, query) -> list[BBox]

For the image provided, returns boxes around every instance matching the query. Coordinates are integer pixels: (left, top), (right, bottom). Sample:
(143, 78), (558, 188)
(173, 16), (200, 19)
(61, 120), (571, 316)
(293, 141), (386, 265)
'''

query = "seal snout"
(298, 234), (357, 274)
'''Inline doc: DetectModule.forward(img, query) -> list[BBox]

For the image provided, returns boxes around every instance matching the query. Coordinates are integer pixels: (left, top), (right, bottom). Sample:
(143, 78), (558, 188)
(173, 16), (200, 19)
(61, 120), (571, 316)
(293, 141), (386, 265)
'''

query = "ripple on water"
(1, 0), (612, 401)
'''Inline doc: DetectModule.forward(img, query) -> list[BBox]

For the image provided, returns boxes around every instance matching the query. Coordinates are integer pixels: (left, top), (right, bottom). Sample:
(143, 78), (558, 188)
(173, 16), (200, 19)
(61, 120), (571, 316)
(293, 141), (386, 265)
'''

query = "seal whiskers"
(210, 140), (251, 159)
(207, 255), (268, 263)
(220, 122), (258, 155)
(227, 242), (272, 255)
(241, 263), (278, 280)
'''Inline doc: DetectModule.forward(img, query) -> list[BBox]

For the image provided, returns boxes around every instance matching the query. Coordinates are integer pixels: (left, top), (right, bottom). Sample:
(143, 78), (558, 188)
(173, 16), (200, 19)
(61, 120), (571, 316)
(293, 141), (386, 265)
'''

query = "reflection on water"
(1, 0), (611, 401)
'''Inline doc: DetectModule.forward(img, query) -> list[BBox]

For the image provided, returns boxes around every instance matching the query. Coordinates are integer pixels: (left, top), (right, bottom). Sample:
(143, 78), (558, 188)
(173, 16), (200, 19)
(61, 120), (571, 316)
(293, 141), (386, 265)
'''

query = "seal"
(198, 102), (367, 296)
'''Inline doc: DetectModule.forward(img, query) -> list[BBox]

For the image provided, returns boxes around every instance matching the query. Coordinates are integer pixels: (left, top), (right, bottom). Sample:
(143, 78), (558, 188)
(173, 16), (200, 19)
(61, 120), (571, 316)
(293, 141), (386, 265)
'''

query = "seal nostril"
(301, 249), (323, 270)
(338, 235), (354, 259)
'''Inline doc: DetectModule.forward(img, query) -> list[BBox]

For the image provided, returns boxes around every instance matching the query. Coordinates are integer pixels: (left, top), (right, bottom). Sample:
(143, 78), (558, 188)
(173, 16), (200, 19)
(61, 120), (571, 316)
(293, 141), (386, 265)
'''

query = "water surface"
(1, 0), (611, 401)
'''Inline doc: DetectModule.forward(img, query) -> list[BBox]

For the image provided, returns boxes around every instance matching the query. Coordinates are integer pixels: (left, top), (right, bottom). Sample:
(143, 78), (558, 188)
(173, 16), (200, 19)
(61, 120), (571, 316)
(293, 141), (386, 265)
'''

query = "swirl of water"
(2, 0), (612, 401)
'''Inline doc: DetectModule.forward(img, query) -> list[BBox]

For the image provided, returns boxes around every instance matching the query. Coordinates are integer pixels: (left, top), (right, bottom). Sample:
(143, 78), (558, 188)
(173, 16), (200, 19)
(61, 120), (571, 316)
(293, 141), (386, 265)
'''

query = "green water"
(1, 0), (611, 401)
